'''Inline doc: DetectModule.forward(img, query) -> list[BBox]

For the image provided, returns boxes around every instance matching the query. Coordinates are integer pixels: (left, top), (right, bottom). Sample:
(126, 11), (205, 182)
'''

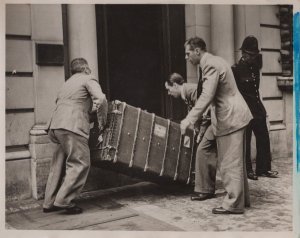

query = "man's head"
(70, 58), (91, 75)
(165, 73), (185, 99)
(184, 37), (207, 65)
(240, 36), (262, 67)
(168, 72), (185, 85)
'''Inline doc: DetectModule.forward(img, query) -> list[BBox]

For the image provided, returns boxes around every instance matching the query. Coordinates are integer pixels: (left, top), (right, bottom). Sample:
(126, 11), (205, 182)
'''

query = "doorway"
(96, 4), (186, 119)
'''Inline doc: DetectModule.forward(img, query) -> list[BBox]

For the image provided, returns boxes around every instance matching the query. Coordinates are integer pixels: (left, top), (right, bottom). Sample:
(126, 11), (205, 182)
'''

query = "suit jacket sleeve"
(85, 77), (106, 107)
(185, 62), (219, 125)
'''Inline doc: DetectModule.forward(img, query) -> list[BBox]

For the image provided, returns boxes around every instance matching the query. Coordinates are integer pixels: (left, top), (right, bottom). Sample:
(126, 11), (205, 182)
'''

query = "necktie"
(196, 67), (203, 98)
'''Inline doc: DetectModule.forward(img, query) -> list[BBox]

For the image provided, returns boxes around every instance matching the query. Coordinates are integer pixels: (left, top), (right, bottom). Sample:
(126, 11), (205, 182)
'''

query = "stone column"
(30, 125), (57, 199)
(185, 5), (211, 83)
(67, 5), (99, 79)
(233, 5), (246, 62)
(233, 5), (261, 62)
(211, 5), (235, 65)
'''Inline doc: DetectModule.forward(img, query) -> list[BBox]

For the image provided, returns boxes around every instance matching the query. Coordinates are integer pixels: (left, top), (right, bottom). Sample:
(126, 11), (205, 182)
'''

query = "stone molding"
(277, 76), (293, 91)
(29, 124), (53, 199)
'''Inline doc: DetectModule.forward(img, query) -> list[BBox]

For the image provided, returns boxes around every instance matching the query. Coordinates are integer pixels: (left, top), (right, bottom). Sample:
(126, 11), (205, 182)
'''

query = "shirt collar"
(180, 85), (186, 101)
(200, 52), (209, 68)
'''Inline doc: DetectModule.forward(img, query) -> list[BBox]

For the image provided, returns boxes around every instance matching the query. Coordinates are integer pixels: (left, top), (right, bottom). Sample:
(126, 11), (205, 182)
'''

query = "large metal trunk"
(89, 101), (195, 185)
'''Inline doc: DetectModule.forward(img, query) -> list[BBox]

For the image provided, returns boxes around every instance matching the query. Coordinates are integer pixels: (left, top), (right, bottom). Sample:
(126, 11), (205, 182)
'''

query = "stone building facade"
(5, 4), (293, 200)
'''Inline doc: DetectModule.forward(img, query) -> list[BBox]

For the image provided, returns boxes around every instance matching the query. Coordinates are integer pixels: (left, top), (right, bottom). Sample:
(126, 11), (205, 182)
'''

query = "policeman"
(232, 35), (278, 180)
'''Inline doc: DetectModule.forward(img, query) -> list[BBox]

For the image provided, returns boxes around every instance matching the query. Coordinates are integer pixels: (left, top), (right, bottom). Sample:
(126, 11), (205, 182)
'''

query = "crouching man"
(165, 73), (218, 202)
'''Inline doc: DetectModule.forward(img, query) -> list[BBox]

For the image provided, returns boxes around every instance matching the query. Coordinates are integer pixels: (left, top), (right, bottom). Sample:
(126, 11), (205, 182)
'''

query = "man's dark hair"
(167, 73), (185, 86)
(185, 37), (207, 51)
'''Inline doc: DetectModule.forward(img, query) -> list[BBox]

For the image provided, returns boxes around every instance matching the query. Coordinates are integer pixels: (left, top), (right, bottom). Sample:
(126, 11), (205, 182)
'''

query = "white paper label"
(183, 136), (191, 148)
(154, 124), (166, 138)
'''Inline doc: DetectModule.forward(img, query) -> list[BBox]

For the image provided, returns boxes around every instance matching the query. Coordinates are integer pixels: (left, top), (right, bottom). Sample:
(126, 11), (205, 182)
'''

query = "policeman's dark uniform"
(232, 36), (277, 177)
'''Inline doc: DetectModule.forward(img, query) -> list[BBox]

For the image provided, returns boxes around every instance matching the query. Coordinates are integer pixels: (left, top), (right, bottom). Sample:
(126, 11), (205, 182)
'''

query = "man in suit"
(43, 58), (107, 214)
(165, 73), (218, 201)
(232, 35), (278, 179)
(180, 37), (253, 214)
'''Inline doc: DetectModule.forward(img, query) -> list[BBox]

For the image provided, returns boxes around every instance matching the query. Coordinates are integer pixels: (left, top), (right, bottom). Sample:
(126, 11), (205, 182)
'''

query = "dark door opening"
(96, 4), (186, 119)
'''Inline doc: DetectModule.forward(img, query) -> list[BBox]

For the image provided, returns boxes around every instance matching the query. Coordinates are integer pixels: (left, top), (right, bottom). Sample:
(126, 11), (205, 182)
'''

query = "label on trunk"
(183, 136), (191, 148)
(153, 124), (166, 138)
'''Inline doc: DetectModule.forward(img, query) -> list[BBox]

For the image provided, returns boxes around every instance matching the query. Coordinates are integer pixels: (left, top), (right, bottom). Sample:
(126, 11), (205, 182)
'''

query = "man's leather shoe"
(191, 193), (215, 201)
(43, 206), (64, 213)
(247, 172), (258, 180)
(212, 207), (243, 215)
(258, 170), (278, 178)
(65, 206), (83, 215)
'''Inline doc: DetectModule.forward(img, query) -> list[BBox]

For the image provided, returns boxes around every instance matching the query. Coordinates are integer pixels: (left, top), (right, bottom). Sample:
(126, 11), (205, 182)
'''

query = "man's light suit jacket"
(185, 52), (253, 137)
(48, 73), (106, 139)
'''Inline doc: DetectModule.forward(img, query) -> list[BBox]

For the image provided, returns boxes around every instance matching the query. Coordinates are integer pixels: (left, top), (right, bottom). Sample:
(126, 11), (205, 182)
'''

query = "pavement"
(5, 156), (293, 231)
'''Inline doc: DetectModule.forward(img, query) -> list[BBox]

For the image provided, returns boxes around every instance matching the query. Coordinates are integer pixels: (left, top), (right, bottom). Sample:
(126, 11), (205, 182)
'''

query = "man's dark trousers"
(245, 117), (272, 175)
(194, 125), (217, 194)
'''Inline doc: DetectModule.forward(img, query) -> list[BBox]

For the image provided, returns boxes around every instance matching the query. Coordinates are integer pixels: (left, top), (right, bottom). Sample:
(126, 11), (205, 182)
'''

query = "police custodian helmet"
(240, 35), (260, 54)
